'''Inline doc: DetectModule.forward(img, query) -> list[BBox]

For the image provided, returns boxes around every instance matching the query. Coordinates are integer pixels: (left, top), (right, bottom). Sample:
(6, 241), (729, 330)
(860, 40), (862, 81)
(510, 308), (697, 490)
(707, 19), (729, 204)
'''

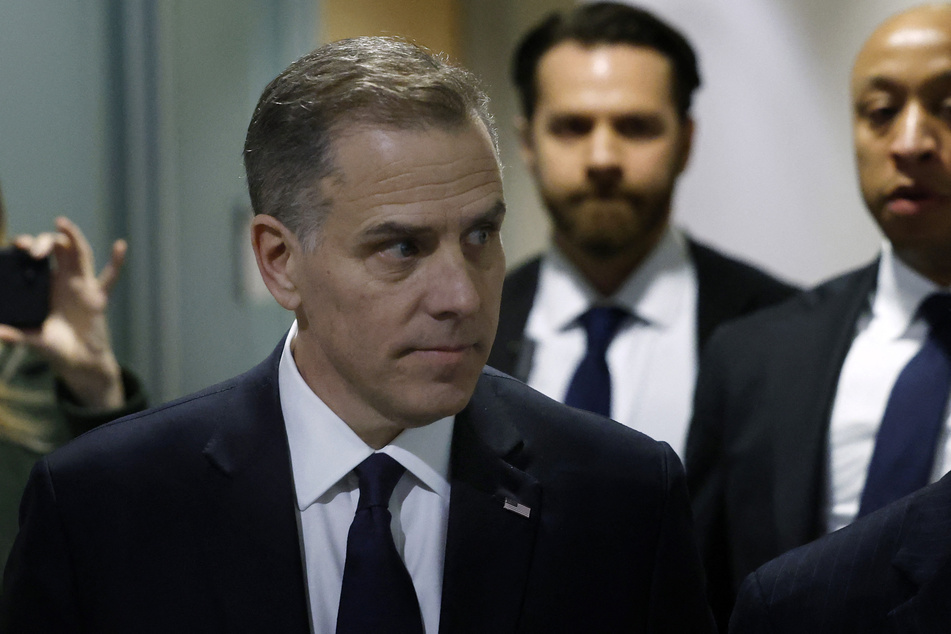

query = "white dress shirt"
(826, 242), (951, 533)
(524, 227), (698, 456)
(279, 321), (453, 633)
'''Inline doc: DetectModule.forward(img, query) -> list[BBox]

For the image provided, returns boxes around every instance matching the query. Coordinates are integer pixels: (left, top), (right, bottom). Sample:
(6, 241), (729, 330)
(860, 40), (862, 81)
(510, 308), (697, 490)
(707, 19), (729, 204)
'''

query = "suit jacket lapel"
(439, 374), (541, 633)
(888, 477), (951, 630)
(771, 262), (879, 548)
(689, 238), (797, 351)
(198, 342), (311, 632)
(888, 560), (951, 632)
(692, 239), (731, 350)
(489, 257), (541, 380)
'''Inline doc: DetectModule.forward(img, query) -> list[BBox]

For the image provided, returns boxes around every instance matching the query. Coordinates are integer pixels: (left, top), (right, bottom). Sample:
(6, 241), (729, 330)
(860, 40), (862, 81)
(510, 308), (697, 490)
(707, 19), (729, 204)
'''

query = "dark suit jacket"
(487, 239), (798, 379)
(730, 470), (951, 633)
(685, 261), (880, 629)
(0, 352), (146, 575)
(1, 341), (716, 633)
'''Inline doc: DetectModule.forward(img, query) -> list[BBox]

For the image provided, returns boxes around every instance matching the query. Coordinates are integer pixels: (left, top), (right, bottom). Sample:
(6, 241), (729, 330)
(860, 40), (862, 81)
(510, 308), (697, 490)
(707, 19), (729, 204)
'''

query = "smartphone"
(0, 246), (51, 329)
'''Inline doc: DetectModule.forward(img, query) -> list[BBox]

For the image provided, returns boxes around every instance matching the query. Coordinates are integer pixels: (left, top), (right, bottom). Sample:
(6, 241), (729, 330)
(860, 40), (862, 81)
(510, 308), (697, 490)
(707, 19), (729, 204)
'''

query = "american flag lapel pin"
(503, 498), (531, 519)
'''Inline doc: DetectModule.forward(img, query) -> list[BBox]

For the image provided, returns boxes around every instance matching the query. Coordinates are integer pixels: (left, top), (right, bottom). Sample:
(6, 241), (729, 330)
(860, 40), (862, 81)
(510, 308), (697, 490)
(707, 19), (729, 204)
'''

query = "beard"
(543, 190), (672, 260)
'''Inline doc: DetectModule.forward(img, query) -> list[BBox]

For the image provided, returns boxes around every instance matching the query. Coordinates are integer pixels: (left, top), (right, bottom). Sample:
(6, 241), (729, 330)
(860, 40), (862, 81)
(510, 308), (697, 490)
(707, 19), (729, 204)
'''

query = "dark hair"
(512, 2), (701, 120)
(244, 36), (497, 248)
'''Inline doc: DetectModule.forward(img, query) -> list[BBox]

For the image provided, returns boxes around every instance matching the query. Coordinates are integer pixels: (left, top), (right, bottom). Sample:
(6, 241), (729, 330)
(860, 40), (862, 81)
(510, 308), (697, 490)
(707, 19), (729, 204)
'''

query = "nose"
(586, 123), (623, 192)
(426, 246), (481, 319)
(891, 102), (938, 163)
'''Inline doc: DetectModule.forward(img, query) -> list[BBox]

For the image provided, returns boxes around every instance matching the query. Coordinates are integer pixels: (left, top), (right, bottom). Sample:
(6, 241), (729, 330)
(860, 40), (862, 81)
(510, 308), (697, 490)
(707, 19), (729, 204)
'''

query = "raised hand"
(0, 217), (127, 408)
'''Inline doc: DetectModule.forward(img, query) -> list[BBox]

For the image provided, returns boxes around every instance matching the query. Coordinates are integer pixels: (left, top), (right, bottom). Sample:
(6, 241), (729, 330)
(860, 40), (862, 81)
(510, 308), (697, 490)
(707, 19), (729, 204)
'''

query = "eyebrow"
(469, 200), (507, 228)
(547, 109), (663, 119)
(363, 200), (507, 239)
(859, 70), (951, 92)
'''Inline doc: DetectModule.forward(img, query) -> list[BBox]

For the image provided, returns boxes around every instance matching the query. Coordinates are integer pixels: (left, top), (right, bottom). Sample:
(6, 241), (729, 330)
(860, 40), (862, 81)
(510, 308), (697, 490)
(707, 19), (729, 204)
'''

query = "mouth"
(406, 343), (479, 361)
(569, 195), (638, 215)
(568, 190), (628, 203)
(886, 185), (948, 215)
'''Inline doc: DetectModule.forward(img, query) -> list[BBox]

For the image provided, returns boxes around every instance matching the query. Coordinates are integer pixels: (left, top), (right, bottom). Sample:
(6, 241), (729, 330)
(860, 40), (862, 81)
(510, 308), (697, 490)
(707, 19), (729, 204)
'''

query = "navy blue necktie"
(563, 306), (628, 417)
(858, 293), (951, 518)
(336, 453), (424, 634)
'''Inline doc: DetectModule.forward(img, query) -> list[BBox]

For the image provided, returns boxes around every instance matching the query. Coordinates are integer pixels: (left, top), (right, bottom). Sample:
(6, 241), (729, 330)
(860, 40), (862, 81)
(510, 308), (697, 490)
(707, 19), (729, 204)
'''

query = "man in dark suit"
(1, 37), (715, 632)
(686, 5), (951, 629)
(730, 472), (951, 632)
(489, 3), (795, 456)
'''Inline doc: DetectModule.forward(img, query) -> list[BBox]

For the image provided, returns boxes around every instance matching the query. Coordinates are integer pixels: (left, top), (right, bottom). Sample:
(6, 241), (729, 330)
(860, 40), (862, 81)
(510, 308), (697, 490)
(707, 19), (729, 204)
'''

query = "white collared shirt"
(279, 321), (453, 633)
(826, 242), (951, 533)
(524, 227), (698, 456)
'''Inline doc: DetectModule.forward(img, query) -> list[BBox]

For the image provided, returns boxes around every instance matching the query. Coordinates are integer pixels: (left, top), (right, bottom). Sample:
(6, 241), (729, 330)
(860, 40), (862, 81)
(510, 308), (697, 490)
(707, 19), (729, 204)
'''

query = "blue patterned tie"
(336, 453), (424, 634)
(858, 293), (951, 518)
(563, 306), (628, 417)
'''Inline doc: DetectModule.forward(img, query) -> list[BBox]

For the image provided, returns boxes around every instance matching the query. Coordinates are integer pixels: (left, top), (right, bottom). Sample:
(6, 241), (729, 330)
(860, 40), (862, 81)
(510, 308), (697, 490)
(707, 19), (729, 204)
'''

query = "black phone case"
(0, 247), (51, 329)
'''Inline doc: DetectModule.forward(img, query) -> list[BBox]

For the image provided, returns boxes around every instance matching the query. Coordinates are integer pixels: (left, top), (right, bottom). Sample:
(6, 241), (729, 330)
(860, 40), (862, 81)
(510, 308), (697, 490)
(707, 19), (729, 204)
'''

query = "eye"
(858, 96), (899, 127)
(467, 227), (491, 246)
(464, 219), (503, 250)
(381, 239), (419, 259)
(548, 115), (593, 138)
(939, 100), (951, 122)
(614, 116), (662, 139)
(867, 106), (898, 127)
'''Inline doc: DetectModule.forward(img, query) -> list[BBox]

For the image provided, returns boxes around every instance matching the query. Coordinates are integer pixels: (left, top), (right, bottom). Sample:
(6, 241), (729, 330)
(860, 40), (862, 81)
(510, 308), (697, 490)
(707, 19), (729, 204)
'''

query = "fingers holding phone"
(1, 218), (127, 409)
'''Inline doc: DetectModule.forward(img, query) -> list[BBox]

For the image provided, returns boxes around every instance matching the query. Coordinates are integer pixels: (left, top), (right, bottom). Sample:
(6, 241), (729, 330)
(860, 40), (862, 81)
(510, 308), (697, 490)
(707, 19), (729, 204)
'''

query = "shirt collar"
(532, 226), (694, 333)
(278, 321), (454, 511)
(871, 241), (951, 340)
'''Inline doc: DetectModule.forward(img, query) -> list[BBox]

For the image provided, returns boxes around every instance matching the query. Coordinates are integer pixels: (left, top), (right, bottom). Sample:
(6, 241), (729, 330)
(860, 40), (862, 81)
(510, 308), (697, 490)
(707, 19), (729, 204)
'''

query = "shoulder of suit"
(477, 366), (672, 460)
(703, 260), (878, 346)
(687, 238), (797, 296)
(750, 472), (915, 598)
(44, 353), (279, 472)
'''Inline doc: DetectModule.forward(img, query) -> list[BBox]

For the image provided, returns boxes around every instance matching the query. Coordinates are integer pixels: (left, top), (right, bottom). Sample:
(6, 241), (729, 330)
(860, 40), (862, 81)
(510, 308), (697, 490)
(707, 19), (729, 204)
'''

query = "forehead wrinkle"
(349, 161), (501, 207)
(373, 158), (498, 188)
(363, 182), (501, 212)
(323, 124), (502, 220)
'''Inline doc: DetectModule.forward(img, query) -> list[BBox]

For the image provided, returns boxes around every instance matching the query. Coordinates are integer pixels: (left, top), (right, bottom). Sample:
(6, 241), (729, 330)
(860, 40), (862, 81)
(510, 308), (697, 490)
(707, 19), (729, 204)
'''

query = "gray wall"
(0, 3), (112, 253)
(122, 0), (318, 400)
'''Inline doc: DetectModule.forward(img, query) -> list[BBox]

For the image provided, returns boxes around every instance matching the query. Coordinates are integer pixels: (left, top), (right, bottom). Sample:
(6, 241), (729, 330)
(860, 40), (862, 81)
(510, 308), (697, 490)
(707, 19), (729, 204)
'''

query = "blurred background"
(0, 0), (924, 402)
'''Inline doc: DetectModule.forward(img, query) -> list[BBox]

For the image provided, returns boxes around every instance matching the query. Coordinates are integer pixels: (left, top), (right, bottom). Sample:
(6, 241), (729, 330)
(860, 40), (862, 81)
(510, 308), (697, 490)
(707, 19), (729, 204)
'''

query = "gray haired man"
(2, 37), (714, 633)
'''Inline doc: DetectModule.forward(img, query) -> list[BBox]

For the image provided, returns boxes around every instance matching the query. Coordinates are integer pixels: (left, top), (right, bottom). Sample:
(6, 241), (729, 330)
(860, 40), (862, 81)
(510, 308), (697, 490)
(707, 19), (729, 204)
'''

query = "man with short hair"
(687, 5), (951, 629)
(489, 2), (795, 456)
(1, 37), (715, 632)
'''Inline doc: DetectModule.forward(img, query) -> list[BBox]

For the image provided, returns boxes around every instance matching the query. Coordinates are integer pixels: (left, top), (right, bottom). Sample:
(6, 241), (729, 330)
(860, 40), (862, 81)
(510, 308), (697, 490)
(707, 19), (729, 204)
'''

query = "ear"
(676, 116), (696, 174)
(250, 214), (302, 311)
(515, 115), (537, 170)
